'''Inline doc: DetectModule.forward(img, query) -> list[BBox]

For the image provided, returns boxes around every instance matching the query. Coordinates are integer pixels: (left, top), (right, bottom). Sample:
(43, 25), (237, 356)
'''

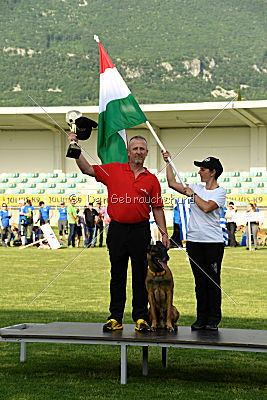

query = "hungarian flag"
(95, 38), (147, 164)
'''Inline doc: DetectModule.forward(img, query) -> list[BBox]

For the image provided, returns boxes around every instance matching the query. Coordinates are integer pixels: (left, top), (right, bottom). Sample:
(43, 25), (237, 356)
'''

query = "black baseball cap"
(194, 157), (223, 176)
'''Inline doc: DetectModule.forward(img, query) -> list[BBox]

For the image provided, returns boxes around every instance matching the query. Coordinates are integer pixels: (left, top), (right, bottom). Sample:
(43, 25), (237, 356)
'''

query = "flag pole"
(146, 121), (186, 187)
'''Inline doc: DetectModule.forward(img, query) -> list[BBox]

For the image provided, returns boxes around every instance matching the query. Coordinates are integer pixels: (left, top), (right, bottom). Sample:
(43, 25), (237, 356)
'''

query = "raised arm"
(69, 132), (96, 177)
(161, 150), (185, 194)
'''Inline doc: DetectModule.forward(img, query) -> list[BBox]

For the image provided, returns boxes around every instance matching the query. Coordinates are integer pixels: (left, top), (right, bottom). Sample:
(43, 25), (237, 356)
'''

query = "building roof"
(0, 100), (266, 133)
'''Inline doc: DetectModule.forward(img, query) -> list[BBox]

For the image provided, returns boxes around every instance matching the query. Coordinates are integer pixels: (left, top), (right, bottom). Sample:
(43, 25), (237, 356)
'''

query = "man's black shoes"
(191, 320), (218, 331)
(191, 320), (206, 330)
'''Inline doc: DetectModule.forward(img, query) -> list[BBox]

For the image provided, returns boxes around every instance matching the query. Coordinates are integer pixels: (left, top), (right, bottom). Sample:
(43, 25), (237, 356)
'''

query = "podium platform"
(1, 322), (266, 384)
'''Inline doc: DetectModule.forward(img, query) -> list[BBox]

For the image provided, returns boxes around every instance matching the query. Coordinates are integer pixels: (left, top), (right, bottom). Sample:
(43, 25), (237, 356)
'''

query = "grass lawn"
(0, 230), (266, 400)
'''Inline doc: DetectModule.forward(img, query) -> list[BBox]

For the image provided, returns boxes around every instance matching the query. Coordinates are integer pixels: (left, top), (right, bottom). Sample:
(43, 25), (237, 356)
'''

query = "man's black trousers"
(186, 241), (224, 325)
(106, 219), (151, 324)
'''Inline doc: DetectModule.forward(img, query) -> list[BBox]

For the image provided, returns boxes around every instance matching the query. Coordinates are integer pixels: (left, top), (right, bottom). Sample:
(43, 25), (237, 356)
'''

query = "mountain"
(1, 0), (266, 106)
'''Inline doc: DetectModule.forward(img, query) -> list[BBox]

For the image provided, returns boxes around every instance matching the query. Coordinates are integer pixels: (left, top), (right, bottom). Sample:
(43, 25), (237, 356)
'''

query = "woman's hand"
(161, 150), (171, 162)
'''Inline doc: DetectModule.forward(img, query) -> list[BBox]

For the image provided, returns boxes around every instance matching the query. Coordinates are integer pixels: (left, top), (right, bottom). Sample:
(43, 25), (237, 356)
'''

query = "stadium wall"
(0, 125), (265, 174)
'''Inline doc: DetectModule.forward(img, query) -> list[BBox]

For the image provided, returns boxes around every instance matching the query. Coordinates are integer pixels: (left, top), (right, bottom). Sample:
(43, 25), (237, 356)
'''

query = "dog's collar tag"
(148, 267), (166, 276)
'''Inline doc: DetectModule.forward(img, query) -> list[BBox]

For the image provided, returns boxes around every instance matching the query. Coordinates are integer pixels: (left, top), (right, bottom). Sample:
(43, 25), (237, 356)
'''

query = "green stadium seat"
(161, 189), (166, 194)
(223, 178), (230, 182)
(247, 189), (254, 194)
(256, 172), (262, 177)
(59, 189), (65, 194)
(245, 177), (252, 182)
(191, 172), (197, 177)
(60, 178), (67, 183)
(97, 189), (104, 194)
(258, 183), (264, 188)
(18, 189), (25, 194)
(8, 173), (19, 178)
(235, 183), (241, 188)
(0, 178), (8, 183)
(160, 178), (166, 183)
(49, 184), (56, 188)
(0, 189), (5, 194)
(47, 173), (58, 178)
(37, 189), (45, 194)
(226, 189), (231, 194)
(234, 172), (240, 177)
(66, 173), (78, 178)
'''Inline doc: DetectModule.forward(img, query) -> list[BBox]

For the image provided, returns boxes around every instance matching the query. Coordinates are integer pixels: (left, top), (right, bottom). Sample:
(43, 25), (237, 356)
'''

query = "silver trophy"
(66, 110), (98, 159)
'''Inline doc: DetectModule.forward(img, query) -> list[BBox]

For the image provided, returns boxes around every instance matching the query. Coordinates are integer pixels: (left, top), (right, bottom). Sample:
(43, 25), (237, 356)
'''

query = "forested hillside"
(1, 0), (266, 106)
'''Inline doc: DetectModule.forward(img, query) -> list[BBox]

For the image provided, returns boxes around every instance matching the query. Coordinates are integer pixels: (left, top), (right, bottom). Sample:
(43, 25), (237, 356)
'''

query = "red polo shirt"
(93, 163), (163, 223)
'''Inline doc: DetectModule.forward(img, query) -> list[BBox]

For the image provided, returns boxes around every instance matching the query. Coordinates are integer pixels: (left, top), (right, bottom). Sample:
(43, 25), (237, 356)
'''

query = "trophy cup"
(66, 110), (98, 159)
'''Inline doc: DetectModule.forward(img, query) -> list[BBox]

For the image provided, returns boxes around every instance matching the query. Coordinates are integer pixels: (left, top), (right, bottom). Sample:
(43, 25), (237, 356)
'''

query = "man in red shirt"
(69, 133), (170, 332)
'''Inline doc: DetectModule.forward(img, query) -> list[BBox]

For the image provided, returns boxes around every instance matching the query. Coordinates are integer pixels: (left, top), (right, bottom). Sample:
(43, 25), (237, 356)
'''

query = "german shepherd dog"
(146, 241), (179, 332)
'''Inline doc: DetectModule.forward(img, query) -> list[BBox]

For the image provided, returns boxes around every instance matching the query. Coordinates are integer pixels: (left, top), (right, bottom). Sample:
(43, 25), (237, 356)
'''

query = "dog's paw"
(151, 326), (157, 332)
(167, 326), (175, 332)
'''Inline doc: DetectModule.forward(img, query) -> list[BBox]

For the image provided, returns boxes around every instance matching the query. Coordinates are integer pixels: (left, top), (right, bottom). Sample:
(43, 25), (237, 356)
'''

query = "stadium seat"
(235, 183), (241, 188)
(226, 189), (231, 194)
(8, 173), (19, 178)
(47, 173), (58, 178)
(161, 189), (166, 194)
(0, 189), (5, 194)
(258, 183), (265, 188)
(97, 189), (104, 194)
(160, 178), (166, 183)
(256, 172), (262, 177)
(0, 178), (8, 183)
(245, 177), (252, 182)
(234, 172), (240, 177)
(66, 173), (78, 178)
(247, 189), (254, 194)
(223, 178), (230, 182)
(37, 189), (45, 194)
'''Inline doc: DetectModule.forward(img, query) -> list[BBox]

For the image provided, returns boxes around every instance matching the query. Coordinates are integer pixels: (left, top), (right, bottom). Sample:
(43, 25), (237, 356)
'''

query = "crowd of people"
(0, 199), (111, 248)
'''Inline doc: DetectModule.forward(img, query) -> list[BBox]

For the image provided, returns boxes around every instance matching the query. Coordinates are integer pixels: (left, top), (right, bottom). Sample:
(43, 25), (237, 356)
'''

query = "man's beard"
(130, 155), (145, 165)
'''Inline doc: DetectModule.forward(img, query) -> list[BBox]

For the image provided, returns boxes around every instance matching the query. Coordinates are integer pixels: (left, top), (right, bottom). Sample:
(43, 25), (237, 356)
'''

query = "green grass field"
(0, 231), (266, 400)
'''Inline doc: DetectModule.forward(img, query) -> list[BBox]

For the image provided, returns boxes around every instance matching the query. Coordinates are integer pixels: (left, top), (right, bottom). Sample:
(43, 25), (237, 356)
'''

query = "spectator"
(67, 198), (78, 248)
(38, 201), (53, 226)
(225, 202), (237, 247)
(25, 199), (35, 241)
(93, 202), (104, 247)
(32, 225), (43, 246)
(170, 205), (182, 248)
(0, 203), (12, 247)
(18, 199), (29, 247)
(84, 202), (98, 248)
(58, 201), (68, 244)
(246, 203), (259, 251)
(76, 209), (83, 248)
(100, 205), (111, 243)
(12, 226), (22, 247)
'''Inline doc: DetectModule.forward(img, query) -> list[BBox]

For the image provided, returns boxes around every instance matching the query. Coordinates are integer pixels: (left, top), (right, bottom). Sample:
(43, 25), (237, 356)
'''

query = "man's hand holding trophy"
(66, 110), (98, 159)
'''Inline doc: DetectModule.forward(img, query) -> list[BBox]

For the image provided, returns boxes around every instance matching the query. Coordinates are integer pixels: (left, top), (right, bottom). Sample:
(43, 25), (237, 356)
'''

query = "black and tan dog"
(146, 241), (179, 332)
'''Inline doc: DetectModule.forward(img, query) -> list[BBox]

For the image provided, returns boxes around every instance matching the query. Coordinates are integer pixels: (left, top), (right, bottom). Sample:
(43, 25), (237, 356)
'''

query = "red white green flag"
(95, 36), (147, 164)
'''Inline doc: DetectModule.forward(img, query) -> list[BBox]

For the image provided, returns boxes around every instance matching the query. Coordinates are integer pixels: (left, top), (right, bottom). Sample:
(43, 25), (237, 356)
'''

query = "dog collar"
(148, 267), (166, 276)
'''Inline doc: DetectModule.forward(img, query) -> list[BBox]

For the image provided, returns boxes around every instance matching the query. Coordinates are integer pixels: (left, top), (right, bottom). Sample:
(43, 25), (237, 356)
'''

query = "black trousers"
(226, 222), (237, 247)
(106, 219), (151, 324)
(186, 241), (224, 325)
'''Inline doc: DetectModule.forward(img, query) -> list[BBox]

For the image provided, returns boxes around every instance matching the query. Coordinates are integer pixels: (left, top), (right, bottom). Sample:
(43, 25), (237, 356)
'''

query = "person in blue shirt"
(38, 201), (53, 225)
(18, 199), (29, 246)
(0, 203), (12, 247)
(58, 201), (68, 243)
(25, 199), (35, 241)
